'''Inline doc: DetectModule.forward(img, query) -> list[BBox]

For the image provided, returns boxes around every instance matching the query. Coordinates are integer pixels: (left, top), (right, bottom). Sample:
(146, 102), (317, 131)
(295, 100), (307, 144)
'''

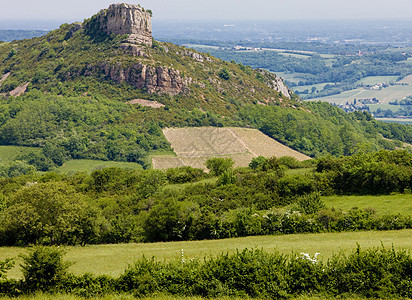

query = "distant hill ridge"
(0, 3), (295, 113)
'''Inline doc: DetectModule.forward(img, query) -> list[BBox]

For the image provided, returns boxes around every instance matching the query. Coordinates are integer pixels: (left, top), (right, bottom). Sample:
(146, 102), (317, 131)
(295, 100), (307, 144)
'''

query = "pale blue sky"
(1, 0), (411, 22)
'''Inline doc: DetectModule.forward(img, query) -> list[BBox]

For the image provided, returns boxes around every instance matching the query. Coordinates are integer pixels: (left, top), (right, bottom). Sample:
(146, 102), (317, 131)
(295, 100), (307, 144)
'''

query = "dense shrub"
(165, 166), (206, 184)
(316, 150), (412, 194)
(20, 246), (72, 292)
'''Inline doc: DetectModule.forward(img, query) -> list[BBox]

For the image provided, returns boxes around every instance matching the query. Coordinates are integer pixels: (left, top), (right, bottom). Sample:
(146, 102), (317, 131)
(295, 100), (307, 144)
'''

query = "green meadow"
(0, 146), (41, 166)
(1, 229), (411, 280)
(323, 193), (412, 216)
(56, 159), (143, 174)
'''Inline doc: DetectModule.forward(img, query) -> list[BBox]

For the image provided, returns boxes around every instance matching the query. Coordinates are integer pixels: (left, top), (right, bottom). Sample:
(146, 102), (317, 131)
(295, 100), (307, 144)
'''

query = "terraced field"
(152, 127), (310, 169)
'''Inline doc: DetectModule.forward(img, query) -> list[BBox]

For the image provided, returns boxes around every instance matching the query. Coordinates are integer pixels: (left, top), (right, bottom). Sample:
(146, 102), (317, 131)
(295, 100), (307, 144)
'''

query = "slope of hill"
(0, 4), (296, 114)
(0, 3), (410, 172)
(153, 127), (310, 169)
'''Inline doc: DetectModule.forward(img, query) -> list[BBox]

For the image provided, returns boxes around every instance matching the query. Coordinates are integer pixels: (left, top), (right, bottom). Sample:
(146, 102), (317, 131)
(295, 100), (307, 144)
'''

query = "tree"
(249, 156), (266, 170)
(218, 68), (230, 80)
(0, 181), (95, 245)
(206, 157), (234, 176)
(137, 169), (168, 198)
(143, 199), (187, 242)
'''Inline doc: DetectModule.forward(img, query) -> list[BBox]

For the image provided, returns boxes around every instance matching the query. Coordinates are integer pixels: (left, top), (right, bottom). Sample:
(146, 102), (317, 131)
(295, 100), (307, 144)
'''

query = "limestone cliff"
(257, 69), (292, 99)
(63, 62), (191, 96)
(94, 3), (152, 46)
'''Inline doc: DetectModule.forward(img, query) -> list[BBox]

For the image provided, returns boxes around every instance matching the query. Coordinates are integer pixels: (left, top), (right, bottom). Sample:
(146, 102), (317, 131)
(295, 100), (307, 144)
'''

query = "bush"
(20, 246), (72, 292)
(206, 157), (234, 176)
(165, 166), (205, 184)
(295, 192), (325, 214)
(0, 258), (14, 279)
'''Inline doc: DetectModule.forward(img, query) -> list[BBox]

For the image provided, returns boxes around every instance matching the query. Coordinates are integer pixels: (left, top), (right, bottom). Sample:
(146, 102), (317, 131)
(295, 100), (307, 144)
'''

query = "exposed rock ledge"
(257, 69), (292, 99)
(63, 62), (192, 96)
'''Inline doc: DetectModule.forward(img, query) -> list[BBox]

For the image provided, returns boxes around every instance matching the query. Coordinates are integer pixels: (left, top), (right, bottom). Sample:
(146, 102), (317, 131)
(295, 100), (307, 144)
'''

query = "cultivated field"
(374, 118), (412, 124)
(308, 75), (412, 105)
(356, 75), (399, 85)
(153, 127), (310, 169)
(1, 230), (410, 279)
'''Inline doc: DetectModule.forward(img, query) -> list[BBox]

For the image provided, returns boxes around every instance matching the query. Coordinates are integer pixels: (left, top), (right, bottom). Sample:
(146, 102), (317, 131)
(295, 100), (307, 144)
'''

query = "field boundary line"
(227, 128), (258, 157)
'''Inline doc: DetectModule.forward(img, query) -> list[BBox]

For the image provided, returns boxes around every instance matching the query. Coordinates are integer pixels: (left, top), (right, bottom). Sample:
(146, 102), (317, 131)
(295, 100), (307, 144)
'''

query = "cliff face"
(95, 3), (152, 46)
(63, 62), (191, 96)
(257, 69), (292, 99)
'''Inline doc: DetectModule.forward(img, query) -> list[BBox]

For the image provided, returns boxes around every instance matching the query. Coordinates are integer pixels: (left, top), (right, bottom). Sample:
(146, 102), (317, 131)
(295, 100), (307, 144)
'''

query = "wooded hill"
(0, 5), (411, 171)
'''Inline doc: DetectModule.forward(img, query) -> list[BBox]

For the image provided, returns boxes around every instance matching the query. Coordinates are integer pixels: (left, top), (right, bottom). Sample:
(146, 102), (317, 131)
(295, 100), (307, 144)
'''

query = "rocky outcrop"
(9, 82), (29, 97)
(257, 69), (292, 99)
(63, 63), (191, 96)
(0, 72), (10, 86)
(269, 74), (291, 98)
(64, 23), (83, 40)
(94, 3), (152, 46)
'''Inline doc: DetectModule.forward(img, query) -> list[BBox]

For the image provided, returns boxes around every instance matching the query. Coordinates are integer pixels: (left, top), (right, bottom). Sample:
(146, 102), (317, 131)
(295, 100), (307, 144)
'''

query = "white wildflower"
(299, 252), (320, 264)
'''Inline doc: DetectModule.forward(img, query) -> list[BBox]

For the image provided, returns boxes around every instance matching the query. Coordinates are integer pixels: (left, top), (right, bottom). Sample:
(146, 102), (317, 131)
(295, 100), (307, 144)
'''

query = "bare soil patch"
(127, 99), (165, 108)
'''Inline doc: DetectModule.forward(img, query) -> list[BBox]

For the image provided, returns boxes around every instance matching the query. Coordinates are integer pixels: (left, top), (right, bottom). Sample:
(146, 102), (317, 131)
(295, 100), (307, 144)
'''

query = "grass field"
(356, 76), (399, 85)
(308, 75), (412, 105)
(153, 127), (310, 169)
(399, 74), (412, 84)
(374, 118), (412, 124)
(323, 193), (412, 216)
(56, 160), (143, 174)
(1, 230), (410, 279)
(183, 44), (220, 50)
(0, 145), (41, 166)
(293, 82), (333, 93)
(310, 85), (412, 105)
(275, 72), (308, 84)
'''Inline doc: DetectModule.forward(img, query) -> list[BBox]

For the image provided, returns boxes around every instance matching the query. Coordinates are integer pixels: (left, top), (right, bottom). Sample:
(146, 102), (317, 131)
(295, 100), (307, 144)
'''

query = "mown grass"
(1, 230), (411, 279)
(323, 193), (412, 216)
(56, 159), (143, 174)
(0, 146), (41, 166)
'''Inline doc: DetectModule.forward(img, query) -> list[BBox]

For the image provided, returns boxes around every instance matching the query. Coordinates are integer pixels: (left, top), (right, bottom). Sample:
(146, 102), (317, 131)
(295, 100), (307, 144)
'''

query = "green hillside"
(0, 5), (410, 173)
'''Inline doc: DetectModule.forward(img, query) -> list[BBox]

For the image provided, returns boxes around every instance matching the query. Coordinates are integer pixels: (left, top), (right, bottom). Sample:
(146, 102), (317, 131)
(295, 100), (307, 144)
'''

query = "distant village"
(336, 98), (380, 113)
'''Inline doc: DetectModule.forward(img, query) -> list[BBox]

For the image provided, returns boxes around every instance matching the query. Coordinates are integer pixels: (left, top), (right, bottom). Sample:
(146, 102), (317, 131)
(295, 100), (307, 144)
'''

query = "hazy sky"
(1, 0), (412, 23)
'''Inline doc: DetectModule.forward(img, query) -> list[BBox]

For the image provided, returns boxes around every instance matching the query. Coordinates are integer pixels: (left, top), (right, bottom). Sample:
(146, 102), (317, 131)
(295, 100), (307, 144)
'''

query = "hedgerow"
(1, 246), (411, 298)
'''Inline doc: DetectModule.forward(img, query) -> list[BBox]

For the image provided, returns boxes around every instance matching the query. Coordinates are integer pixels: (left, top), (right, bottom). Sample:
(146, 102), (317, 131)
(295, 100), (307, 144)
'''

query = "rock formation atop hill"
(94, 3), (152, 46)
